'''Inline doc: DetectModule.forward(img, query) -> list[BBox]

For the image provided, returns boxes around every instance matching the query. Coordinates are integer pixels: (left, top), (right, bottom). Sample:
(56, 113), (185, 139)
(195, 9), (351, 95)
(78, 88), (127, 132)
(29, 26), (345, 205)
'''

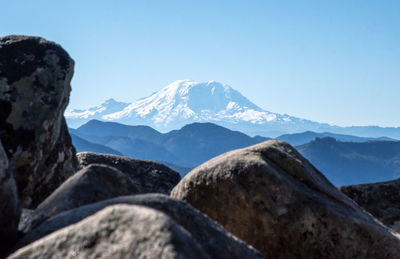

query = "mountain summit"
(65, 80), (400, 138)
(102, 80), (297, 128)
(66, 80), (322, 135)
(66, 98), (130, 128)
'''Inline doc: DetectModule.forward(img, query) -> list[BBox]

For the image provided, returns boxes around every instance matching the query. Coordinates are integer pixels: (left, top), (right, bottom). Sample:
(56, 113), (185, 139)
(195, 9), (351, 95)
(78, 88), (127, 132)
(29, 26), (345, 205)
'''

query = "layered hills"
(71, 120), (400, 185)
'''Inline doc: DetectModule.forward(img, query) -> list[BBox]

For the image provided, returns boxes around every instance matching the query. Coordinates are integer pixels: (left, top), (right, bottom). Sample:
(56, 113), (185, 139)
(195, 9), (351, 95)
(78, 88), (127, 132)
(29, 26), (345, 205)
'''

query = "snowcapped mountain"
(65, 80), (334, 136)
(103, 80), (298, 126)
(65, 99), (130, 128)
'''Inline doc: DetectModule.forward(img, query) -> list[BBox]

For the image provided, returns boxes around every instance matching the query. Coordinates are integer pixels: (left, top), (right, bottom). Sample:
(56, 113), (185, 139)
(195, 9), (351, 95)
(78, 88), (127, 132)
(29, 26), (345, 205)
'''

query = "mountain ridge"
(66, 80), (325, 135)
(70, 120), (400, 185)
(66, 80), (400, 138)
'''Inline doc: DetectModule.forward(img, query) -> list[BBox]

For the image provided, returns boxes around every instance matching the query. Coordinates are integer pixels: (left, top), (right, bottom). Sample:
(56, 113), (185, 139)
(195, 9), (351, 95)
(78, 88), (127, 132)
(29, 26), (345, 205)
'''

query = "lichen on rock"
(0, 35), (78, 208)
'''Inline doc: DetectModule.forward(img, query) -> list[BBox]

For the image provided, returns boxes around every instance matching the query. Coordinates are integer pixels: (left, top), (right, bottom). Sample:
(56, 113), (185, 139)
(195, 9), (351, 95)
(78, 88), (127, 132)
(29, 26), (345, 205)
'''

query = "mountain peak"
(161, 80), (232, 96)
(103, 98), (119, 105)
(100, 79), (275, 128)
(66, 80), (311, 134)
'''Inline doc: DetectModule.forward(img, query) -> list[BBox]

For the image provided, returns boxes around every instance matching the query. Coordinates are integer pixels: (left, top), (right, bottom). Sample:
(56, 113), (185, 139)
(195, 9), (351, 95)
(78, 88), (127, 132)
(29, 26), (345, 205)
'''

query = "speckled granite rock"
(9, 205), (211, 259)
(171, 140), (400, 258)
(21, 164), (140, 233)
(77, 152), (180, 194)
(0, 35), (78, 208)
(340, 179), (400, 232)
(16, 194), (263, 259)
(0, 140), (19, 256)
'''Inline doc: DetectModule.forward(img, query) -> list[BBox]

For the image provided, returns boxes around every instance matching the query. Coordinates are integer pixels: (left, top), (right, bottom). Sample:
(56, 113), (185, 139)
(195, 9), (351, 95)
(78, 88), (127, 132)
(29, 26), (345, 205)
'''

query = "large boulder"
(0, 140), (19, 255)
(77, 152), (180, 194)
(340, 179), (400, 232)
(9, 205), (211, 259)
(21, 164), (140, 232)
(171, 140), (400, 258)
(0, 35), (78, 208)
(16, 194), (263, 259)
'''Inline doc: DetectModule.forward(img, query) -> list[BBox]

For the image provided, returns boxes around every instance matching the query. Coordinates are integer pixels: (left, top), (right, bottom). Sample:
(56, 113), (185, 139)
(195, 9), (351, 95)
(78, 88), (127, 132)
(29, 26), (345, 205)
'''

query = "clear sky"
(1, 1), (399, 127)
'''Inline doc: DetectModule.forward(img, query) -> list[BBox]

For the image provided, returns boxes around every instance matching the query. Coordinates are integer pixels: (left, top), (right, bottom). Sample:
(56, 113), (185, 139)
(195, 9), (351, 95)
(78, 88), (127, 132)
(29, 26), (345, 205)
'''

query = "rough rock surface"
(0, 35), (78, 208)
(19, 209), (35, 232)
(0, 140), (19, 255)
(340, 179), (400, 232)
(16, 194), (263, 259)
(22, 164), (140, 232)
(77, 152), (180, 194)
(9, 205), (210, 259)
(171, 140), (400, 258)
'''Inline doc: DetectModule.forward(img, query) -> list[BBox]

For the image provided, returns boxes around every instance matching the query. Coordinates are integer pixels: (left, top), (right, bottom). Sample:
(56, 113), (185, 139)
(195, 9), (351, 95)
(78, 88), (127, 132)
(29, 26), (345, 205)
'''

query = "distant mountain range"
(69, 131), (122, 156)
(277, 131), (396, 146)
(66, 80), (400, 138)
(72, 120), (268, 168)
(297, 137), (400, 186)
(70, 120), (400, 185)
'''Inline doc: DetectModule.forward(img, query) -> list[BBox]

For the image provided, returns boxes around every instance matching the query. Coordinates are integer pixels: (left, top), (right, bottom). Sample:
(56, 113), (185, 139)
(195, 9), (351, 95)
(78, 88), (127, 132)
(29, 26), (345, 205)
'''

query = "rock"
(16, 194), (263, 259)
(19, 209), (35, 233)
(0, 35), (78, 208)
(22, 164), (140, 232)
(9, 205), (211, 259)
(0, 140), (19, 255)
(171, 140), (400, 258)
(77, 152), (180, 194)
(340, 179), (400, 232)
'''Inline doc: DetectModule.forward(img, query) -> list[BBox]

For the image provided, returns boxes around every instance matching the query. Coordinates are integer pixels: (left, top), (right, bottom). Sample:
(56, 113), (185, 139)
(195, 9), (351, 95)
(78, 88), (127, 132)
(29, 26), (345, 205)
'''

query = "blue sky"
(1, 1), (399, 127)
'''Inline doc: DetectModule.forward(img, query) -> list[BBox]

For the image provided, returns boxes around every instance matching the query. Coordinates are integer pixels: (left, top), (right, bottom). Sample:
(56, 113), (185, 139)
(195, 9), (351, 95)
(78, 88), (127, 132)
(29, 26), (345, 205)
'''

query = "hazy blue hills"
(69, 133), (122, 156)
(76, 120), (164, 144)
(71, 120), (269, 168)
(70, 120), (400, 185)
(297, 137), (400, 186)
(277, 131), (396, 146)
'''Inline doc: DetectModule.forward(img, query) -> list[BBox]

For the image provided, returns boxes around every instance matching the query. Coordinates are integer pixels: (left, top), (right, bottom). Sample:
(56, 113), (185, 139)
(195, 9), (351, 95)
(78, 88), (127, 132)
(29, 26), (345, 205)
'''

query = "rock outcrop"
(21, 164), (140, 233)
(77, 152), (180, 194)
(171, 140), (400, 258)
(0, 140), (19, 255)
(9, 205), (211, 259)
(0, 35), (78, 208)
(340, 179), (400, 232)
(16, 194), (263, 259)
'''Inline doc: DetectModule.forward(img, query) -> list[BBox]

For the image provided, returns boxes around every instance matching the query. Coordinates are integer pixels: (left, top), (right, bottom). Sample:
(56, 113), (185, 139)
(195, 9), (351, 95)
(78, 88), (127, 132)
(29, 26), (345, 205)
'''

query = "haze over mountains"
(298, 137), (400, 185)
(70, 120), (400, 185)
(66, 80), (400, 138)
(70, 120), (267, 169)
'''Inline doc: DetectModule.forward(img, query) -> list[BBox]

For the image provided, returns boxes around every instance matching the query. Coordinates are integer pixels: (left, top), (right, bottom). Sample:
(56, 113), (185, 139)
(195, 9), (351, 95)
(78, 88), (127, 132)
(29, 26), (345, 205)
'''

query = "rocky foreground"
(1, 35), (400, 258)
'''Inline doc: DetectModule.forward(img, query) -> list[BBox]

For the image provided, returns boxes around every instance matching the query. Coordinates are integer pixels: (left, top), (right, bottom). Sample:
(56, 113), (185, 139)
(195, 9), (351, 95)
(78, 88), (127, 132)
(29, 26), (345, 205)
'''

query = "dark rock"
(16, 194), (263, 259)
(340, 179), (400, 232)
(0, 35), (78, 208)
(171, 140), (400, 258)
(77, 152), (180, 194)
(9, 205), (211, 259)
(0, 140), (19, 256)
(22, 164), (140, 232)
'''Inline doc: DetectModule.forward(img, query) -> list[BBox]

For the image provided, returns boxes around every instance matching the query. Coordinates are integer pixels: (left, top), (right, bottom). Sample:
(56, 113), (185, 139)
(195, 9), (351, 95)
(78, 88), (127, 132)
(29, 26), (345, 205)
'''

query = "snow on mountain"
(104, 80), (292, 124)
(65, 99), (130, 128)
(65, 80), (330, 136)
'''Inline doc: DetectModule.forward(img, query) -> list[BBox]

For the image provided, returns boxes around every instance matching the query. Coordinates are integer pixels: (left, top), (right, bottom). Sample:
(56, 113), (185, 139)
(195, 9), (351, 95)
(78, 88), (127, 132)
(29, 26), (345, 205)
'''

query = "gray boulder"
(21, 164), (140, 232)
(0, 35), (78, 208)
(9, 205), (211, 259)
(171, 140), (400, 258)
(16, 194), (263, 259)
(0, 140), (19, 255)
(340, 179), (400, 232)
(77, 152), (180, 194)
